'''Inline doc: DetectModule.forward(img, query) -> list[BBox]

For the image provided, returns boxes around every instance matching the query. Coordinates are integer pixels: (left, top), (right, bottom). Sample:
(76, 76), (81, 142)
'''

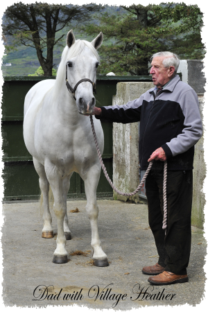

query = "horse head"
(65, 30), (103, 115)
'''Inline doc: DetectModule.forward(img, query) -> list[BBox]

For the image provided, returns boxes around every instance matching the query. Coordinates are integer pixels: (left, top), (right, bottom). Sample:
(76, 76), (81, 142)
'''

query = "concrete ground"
(2, 199), (207, 309)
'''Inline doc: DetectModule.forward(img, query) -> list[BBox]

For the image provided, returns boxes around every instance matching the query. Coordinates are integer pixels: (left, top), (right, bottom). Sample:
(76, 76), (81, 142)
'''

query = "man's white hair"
(151, 51), (180, 72)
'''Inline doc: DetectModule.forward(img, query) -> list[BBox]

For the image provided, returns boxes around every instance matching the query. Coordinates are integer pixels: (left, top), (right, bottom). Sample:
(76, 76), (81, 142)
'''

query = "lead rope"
(162, 161), (168, 235)
(90, 115), (168, 234)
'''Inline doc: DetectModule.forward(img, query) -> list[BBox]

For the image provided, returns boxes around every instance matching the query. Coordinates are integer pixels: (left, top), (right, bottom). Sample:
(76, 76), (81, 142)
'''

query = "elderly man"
(87, 51), (203, 285)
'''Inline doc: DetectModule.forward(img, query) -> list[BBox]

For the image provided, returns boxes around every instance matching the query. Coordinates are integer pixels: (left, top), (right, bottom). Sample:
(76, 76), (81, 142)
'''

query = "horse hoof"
(42, 231), (54, 238)
(93, 259), (109, 267)
(65, 232), (72, 240)
(52, 255), (68, 264)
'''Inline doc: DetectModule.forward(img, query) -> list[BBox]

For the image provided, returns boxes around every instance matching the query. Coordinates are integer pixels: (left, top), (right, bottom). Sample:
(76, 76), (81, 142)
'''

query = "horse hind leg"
(33, 157), (53, 238)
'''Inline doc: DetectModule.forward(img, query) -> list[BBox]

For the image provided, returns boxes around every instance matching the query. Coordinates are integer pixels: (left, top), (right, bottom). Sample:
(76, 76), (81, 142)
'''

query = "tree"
(3, 2), (102, 76)
(83, 3), (204, 75)
(160, 4), (204, 60)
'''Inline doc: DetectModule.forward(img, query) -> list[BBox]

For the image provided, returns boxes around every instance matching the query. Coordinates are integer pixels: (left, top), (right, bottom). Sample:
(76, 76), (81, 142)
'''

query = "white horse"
(23, 30), (109, 267)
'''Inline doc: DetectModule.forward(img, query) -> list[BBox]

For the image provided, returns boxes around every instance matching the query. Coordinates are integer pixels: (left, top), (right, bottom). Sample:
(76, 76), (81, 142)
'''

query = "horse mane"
(54, 39), (100, 94)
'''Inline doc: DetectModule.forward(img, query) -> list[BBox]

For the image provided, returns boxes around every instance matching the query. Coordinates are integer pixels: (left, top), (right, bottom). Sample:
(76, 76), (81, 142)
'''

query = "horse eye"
(95, 62), (99, 68)
(68, 62), (73, 68)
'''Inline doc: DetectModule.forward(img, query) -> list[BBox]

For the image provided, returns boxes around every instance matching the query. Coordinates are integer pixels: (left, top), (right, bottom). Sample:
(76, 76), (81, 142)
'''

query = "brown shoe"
(142, 263), (165, 275)
(148, 271), (188, 285)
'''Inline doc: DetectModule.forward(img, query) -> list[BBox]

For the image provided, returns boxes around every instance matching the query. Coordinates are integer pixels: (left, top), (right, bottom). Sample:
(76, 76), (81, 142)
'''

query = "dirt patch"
(70, 208), (80, 213)
(70, 250), (91, 257)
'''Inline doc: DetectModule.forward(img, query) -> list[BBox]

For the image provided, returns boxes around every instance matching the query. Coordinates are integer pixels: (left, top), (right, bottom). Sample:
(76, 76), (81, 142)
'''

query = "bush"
(28, 66), (57, 76)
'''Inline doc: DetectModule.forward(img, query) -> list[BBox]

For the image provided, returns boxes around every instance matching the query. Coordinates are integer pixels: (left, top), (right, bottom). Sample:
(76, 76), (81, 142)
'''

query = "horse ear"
(67, 30), (75, 48)
(91, 32), (103, 50)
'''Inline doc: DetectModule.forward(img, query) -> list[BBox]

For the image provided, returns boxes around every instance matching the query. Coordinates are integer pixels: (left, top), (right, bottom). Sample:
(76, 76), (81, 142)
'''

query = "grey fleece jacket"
(96, 75), (203, 170)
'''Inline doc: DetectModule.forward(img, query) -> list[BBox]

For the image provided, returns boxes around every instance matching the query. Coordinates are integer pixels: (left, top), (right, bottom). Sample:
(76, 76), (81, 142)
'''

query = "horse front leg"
(62, 175), (72, 240)
(45, 162), (68, 264)
(83, 166), (109, 267)
(52, 184), (69, 264)
(33, 157), (53, 238)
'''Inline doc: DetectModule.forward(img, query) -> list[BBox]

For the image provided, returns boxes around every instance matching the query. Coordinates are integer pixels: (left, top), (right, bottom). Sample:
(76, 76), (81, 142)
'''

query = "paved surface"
(2, 199), (207, 309)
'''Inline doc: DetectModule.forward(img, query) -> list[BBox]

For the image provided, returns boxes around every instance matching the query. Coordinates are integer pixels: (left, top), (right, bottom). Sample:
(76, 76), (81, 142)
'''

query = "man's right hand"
(83, 107), (102, 116)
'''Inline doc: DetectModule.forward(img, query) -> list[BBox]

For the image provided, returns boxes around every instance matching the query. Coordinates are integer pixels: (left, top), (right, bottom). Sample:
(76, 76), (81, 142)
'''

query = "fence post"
(112, 81), (153, 203)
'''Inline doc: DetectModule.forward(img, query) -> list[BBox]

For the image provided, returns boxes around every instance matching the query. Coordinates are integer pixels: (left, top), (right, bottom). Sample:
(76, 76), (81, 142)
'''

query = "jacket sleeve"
(162, 89), (203, 158)
(95, 96), (144, 124)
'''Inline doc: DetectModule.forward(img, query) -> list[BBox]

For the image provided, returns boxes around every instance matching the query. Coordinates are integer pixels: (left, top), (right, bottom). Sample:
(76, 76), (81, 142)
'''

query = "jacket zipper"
(140, 91), (156, 166)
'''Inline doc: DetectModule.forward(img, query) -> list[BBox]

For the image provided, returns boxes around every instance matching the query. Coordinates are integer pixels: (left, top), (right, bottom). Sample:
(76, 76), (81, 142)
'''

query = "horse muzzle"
(78, 97), (95, 115)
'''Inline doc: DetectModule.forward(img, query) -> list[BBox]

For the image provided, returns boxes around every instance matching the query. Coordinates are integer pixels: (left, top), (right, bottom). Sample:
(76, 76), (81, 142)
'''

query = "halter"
(65, 63), (96, 100)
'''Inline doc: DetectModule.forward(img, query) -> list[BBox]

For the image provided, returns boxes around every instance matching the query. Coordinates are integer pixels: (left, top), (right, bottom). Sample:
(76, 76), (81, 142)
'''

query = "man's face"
(150, 56), (174, 87)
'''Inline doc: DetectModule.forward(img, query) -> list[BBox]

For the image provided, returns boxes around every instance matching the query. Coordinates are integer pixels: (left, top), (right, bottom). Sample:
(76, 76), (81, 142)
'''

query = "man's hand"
(148, 147), (167, 162)
(83, 107), (102, 116)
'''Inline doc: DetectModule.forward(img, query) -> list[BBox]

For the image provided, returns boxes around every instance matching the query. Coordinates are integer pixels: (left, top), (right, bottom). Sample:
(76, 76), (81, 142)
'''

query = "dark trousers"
(145, 169), (193, 275)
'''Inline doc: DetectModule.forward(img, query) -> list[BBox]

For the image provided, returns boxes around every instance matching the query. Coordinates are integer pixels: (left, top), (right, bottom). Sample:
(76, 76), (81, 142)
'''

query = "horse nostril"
(79, 98), (83, 105)
(92, 98), (95, 105)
